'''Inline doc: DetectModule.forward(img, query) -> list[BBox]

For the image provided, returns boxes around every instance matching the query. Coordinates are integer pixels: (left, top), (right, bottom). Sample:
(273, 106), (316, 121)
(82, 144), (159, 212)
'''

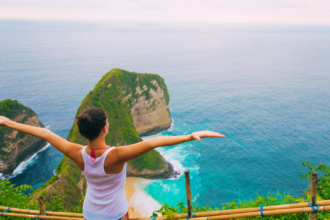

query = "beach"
(126, 177), (143, 218)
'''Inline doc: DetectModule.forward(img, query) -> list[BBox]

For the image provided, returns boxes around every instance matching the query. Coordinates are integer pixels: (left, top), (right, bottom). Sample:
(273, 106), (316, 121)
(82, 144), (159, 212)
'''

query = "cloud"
(0, 0), (329, 25)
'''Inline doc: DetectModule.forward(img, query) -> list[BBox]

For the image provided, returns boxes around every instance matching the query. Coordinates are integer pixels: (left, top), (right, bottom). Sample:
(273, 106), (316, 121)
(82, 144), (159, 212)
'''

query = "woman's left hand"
(191, 131), (225, 142)
(0, 116), (11, 126)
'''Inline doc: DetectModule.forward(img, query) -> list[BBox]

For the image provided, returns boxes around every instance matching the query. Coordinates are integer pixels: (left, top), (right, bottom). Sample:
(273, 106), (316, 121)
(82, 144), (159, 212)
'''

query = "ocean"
(0, 21), (330, 215)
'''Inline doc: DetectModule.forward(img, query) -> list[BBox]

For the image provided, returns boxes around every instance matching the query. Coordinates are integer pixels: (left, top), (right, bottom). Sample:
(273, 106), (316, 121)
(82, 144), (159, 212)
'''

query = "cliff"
(131, 79), (172, 136)
(31, 69), (172, 209)
(0, 99), (47, 176)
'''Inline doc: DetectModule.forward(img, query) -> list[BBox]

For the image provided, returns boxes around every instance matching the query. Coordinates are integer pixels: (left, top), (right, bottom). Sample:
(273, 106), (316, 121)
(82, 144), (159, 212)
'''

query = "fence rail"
(0, 171), (327, 220)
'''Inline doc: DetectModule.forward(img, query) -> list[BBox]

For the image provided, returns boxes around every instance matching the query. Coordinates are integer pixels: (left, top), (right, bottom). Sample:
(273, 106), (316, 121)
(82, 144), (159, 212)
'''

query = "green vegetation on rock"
(0, 99), (34, 156)
(0, 99), (33, 119)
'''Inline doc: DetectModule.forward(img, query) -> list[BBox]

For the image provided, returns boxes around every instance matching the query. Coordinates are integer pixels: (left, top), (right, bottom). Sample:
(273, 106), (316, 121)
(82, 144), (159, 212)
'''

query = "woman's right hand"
(0, 116), (11, 126)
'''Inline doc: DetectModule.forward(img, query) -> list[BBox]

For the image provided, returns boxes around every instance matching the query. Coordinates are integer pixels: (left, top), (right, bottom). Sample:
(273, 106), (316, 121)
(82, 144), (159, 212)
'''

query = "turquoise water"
(0, 21), (330, 207)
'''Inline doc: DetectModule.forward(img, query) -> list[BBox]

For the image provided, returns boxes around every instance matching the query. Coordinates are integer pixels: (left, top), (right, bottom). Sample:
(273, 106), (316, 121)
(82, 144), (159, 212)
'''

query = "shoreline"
(1, 142), (51, 179)
(125, 177), (143, 218)
(125, 177), (162, 218)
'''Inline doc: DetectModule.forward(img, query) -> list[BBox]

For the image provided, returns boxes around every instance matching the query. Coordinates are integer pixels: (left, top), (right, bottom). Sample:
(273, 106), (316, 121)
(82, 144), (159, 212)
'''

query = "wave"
(129, 179), (162, 217)
(9, 142), (51, 179)
(140, 119), (202, 208)
(167, 118), (174, 132)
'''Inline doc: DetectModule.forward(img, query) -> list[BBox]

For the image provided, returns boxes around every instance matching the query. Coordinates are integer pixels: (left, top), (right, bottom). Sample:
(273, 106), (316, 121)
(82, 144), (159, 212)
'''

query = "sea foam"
(167, 118), (174, 132)
(129, 179), (162, 217)
(10, 143), (51, 179)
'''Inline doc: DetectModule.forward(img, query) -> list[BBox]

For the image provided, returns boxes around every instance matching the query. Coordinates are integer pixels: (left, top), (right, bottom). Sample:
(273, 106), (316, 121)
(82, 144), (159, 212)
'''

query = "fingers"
(192, 131), (225, 141)
(212, 132), (225, 138)
(0, 116), (11, 126)
(191, 131), (225, 143)
(202, 131), (225, 138)
(192, 134), (201, 142)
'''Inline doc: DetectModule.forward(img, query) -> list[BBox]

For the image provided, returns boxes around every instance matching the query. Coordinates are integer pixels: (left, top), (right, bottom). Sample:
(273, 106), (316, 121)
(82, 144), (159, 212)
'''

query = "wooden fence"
(0, 171), (327, 220)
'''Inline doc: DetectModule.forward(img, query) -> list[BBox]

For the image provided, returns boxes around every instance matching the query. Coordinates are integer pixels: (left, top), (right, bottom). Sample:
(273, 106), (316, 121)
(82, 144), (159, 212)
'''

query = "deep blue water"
(0, 21), (330, 207)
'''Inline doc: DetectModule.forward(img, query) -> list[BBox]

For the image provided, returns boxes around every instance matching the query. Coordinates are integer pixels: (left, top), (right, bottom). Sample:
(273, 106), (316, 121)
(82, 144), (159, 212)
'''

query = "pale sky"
(1, 0), (330, 25)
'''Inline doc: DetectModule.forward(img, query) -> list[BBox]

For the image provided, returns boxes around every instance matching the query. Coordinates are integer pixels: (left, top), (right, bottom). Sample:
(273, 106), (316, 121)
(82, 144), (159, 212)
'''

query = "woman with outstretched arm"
(0, 107), (225, 220)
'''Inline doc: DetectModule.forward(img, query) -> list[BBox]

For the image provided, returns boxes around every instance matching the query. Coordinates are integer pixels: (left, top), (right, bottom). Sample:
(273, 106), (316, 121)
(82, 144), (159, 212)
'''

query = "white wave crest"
(129, 179), (162, 217)
(167, 118), (174, 132)
(10, 143), (51, 179)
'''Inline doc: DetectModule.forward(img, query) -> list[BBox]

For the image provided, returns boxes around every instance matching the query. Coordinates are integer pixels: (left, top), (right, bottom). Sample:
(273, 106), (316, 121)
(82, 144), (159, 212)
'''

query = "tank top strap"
(81, 145), (88, 158)
(101, 147), (115, 174)
(101, 147), (115, 165)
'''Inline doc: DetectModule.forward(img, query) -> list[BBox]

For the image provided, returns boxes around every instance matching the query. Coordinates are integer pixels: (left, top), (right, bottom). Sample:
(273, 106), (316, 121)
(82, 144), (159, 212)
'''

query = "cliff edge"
(31, 69), (173, 209)
(0, 99), (47, 176)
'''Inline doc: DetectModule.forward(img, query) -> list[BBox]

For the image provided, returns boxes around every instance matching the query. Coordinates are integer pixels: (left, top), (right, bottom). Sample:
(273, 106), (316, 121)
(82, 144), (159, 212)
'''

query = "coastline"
(126, 177), (143, 218)
(1, 142), (51, 179)
(125, 177), (162, 218)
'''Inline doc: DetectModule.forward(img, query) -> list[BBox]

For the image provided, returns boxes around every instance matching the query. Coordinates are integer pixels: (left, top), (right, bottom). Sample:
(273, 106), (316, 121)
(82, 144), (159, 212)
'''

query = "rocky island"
(0, 99), (47, 176)
(31, 69), (173, 209)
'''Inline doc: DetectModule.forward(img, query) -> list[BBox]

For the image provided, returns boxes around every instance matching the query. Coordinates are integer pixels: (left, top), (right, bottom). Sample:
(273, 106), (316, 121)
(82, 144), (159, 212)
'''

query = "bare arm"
(0, 116), (83, 161)
(112, 131), (225, 164)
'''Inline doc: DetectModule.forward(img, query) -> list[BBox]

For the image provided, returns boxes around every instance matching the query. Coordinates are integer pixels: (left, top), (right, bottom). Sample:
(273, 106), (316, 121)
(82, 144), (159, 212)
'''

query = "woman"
(0, 107), (225, 220)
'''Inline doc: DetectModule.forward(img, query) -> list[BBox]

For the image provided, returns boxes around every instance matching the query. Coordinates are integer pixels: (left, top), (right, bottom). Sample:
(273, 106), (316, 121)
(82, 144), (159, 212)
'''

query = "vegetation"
(151, 161), (330, 219)
(1, 161), (330, 219)
(0, 179), (82, 220)
(0, 99), (34, 156)
(0, 99), (33, 119)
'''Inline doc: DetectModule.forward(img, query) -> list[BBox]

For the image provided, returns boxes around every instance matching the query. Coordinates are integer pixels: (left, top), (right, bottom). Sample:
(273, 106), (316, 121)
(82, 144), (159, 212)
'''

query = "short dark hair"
(76, 107), (107, 141)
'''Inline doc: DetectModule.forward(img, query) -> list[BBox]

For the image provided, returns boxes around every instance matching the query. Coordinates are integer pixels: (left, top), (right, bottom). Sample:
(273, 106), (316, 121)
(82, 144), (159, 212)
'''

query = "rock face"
(131, 80), (172, 136)
(31, 69), (173, 210)
(126, 156), (172, 178)
(0, 99), (47, 176)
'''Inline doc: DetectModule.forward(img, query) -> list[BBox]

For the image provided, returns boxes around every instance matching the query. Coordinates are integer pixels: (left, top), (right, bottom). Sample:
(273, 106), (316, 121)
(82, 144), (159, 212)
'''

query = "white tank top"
(81, 146), (127, 220)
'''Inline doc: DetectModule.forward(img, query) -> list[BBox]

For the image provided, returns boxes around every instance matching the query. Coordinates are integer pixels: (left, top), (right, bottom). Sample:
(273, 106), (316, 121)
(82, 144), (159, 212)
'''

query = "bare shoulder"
(105, 146), (120, 164)
(104, 146), (125, 174)
(69, 142), (85, 150)
(66, 143), (85, 161)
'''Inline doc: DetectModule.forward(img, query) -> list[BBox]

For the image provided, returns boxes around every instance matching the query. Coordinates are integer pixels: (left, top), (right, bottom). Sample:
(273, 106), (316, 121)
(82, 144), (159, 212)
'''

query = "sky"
(0, 0), (330, 25)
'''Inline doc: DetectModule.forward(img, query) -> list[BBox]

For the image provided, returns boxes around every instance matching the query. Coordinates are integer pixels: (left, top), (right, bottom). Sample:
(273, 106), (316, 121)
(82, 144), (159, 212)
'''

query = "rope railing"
(0, 171), (326, 220)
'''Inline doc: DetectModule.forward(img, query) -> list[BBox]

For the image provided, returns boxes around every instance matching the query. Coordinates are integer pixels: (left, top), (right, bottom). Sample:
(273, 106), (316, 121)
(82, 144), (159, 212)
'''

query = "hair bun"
(77, 113), (92, 122)
(82, 114), (92, 121)
(76, 107), (107, 141)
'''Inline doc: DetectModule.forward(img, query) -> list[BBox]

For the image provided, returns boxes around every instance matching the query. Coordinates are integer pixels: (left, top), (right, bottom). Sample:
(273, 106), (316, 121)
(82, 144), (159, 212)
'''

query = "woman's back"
(82, 146), (127, 220)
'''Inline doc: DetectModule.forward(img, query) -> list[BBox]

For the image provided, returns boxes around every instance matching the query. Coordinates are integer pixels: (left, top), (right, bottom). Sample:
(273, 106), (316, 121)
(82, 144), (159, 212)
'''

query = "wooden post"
(185, 170), (193, 217)
(38, 196), (46, 215)
(309, 172), (318, 220)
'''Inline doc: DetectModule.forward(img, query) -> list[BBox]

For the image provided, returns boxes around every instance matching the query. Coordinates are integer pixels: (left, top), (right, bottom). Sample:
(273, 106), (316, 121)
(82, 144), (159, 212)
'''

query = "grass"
(0, 99), (36, 156)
